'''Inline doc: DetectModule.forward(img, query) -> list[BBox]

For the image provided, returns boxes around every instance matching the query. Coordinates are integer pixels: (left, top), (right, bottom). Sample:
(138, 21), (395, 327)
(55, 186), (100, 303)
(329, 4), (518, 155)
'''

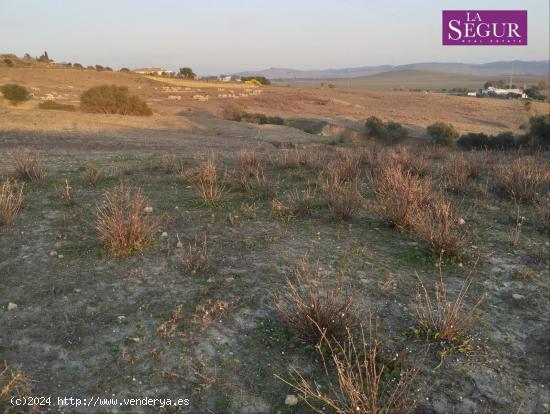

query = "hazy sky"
(1, 0), (548, 75)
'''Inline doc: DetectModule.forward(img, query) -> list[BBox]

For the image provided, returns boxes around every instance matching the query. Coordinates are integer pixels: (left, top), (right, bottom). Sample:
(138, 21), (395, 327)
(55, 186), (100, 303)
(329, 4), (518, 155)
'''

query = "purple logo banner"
(442, 10), (527, 46)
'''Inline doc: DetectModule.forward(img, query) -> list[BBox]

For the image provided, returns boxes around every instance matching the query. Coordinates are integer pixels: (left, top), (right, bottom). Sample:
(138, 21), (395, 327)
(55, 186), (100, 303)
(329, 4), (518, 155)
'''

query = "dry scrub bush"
(177, 233), (209, 274)
(369, 164), (433, 230)
(194, 160), (226, 204)
(8, 148), (47, 181)
(321, 178), (363, 221)
(535, 192), (550, 230)
(274, 258), (356, 344)
(80, 84), (152, 116)
(0, 362), (36, 414)
(442, 153), (476, 193)
(415, 270), (484, 342)
(365, 147), (429, 179)
(83, 163), (102, 186)
(220, 103), (247, 121)
(0, 180), (24, 226)
(327, 149), (364, 183)
(412, 196), (466, 258)
(96, 185), (163, 256)
(386, 148), (431, 177)
(494, 155), (550, 202)
(276, 322), (421, 414)
(320, 157), (364, 221)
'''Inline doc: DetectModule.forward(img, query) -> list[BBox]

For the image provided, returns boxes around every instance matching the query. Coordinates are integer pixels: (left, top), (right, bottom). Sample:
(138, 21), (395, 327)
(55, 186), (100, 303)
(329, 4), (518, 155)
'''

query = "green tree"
(179, 67), (196, 79)
(38, 51), (51, 62)
(0, 84), (31, 105)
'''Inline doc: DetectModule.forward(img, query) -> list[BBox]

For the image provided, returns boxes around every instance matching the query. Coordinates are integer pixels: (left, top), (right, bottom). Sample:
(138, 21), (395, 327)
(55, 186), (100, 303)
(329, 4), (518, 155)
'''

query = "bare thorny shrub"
(369, 163), (433, 230)
(441, 152), (477, 193)
(319, 153), (365, 221)
(328, 148), (365, 182)
(274, 258), (356, 344)
(177, 233), (209, 274)
(415, 266), (485, 342)
(0, 179), (24, 227)
(387, 147), (431, 177)
(0, 362), (37, 414)
(321, 177), (363, 221)
(411, 195), (467, 258)
(276, 320), (422, 414)
(493, 154), (550, 202)
(96, 184), (164, 256)
(8, 148), (47, 181)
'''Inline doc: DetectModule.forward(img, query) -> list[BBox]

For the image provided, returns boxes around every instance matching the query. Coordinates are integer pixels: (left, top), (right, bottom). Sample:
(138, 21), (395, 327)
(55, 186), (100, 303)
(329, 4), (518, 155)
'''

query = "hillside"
(237, 60), (550, 79)
(283, 69), (547, 90)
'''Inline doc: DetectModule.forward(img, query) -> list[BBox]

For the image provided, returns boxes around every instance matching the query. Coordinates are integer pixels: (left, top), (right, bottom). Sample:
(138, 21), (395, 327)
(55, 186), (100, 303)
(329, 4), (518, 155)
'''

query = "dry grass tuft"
(276, 321), (421, 414)
(494, 155), (550, 202)
(412, 195), (467, 258)
(234, 150), (273, 196)
(272, 186), (317, 220)
(157, 304), (185, 339)
(177, 233), (209, 274)
(96, 185), (163, 256)
(8, 148), (47, 181)
(59, 179), (73, 205)
(192, 298), (235, 330)
(83, 163), (103, 186)
(369, 164), (433, 230)
(415, 269), (484, 342)
(274, 258), (356, 344)
(0, 361), (36, 414)
(0, 179), (24, 227)
(239, 150), (260, 177)
(287, 186), (317, 216)
(193, 160), (226, 204)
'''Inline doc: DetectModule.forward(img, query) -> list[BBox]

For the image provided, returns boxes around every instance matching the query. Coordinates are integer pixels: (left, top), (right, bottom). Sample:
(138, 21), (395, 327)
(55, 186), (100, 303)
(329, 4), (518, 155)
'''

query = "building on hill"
(133, 67), (174, 76)
(477, 86), (527, 99)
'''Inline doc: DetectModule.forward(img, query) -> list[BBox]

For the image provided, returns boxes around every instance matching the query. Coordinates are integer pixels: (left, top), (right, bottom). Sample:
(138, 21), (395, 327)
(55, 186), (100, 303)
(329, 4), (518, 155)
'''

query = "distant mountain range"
(235, 60), (549, 79)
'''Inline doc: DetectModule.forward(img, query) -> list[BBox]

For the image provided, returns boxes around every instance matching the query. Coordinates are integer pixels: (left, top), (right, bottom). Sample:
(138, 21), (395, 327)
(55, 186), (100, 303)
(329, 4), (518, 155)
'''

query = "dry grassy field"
(1, 65), (549, 414)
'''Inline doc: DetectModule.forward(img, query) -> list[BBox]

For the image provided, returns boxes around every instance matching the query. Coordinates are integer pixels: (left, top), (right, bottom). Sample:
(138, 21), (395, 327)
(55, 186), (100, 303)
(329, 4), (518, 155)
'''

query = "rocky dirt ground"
(0, 123), (549, 413)
(0, 66), (549, 414)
